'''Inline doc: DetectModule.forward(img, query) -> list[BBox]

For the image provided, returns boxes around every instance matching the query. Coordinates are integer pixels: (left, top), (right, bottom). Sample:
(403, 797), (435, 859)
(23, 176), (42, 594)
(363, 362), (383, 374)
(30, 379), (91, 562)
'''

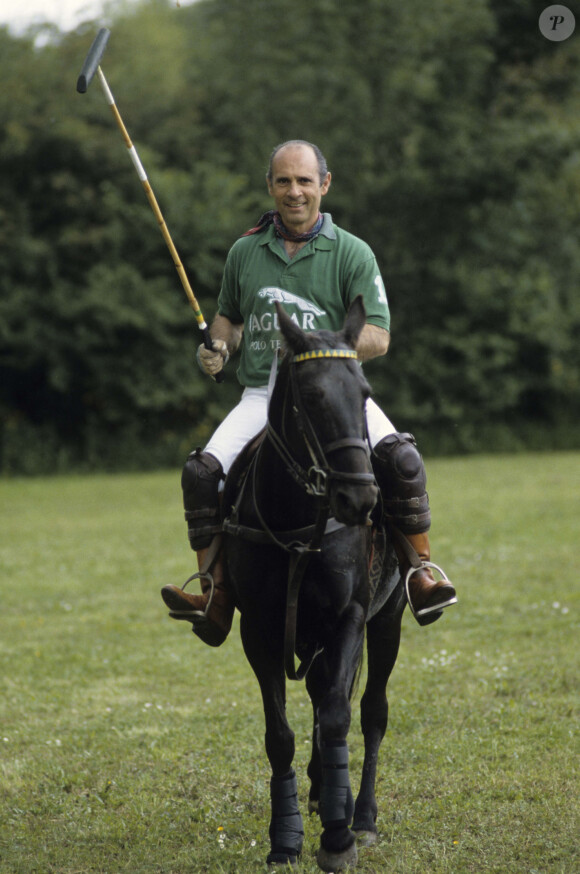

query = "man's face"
(267, 145), (331, 234)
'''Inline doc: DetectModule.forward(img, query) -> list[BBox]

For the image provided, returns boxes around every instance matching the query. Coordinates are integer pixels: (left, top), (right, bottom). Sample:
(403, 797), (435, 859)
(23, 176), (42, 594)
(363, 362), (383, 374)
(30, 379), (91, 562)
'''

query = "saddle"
(222, 429), (346, 548)
(221, 429), (400, 677)
(222, 427), (267, 527)
(222, 429), (395, 604)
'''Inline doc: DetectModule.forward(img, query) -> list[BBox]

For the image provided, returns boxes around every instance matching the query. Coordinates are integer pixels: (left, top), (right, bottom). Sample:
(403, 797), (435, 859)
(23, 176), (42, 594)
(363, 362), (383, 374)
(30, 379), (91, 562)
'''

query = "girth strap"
(222, 515), (345, 547)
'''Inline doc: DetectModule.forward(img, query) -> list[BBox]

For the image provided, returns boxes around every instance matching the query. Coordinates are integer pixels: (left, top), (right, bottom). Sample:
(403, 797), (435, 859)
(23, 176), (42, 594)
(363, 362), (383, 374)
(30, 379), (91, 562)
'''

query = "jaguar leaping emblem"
(258, 287), (326, 317)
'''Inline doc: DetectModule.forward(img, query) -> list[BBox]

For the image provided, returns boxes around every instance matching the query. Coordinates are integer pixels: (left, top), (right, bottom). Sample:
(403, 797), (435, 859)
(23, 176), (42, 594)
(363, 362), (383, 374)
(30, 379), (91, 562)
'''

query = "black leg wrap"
(319, 741), (354, 830)
(181, 449), (224, 549)
(372, 433), (431, 534)
(267, 770), (304, 864)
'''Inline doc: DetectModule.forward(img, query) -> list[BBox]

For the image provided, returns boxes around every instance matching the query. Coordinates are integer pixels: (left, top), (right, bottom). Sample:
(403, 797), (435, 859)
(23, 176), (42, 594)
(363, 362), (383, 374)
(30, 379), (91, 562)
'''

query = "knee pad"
(372, 433), (430, 534)
(181, 450), (224, 549)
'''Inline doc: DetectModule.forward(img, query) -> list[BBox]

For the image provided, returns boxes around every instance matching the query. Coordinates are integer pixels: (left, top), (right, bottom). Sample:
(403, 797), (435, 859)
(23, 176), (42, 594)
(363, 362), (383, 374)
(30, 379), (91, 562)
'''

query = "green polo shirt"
(218, 213), (390, 387)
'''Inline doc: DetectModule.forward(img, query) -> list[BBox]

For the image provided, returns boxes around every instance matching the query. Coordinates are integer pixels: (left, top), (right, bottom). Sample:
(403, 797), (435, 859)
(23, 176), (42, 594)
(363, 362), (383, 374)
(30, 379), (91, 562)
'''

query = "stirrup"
(167, 571), (229, 647)
(404, 561), (457, 626)
(166, 570), (215, 621)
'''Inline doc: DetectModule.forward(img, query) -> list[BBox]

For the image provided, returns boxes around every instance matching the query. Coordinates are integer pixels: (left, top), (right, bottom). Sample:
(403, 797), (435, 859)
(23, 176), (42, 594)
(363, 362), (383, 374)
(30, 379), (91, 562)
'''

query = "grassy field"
(0, 453), (578, 873)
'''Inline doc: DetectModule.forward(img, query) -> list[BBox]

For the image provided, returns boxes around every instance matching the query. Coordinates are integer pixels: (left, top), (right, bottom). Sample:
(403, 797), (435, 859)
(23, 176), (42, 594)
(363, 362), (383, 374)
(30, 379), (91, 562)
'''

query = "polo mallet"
(76, 28), (224, 382)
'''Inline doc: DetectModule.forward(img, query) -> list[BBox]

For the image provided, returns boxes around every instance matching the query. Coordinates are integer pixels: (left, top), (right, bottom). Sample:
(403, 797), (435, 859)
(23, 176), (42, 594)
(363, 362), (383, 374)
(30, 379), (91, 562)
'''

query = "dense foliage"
(1, 0), (579, 473)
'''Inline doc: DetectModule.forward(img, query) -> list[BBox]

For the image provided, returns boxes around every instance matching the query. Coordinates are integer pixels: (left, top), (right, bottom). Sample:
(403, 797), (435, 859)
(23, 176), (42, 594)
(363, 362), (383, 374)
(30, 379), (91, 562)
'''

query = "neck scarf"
(242, 210), (324, 241)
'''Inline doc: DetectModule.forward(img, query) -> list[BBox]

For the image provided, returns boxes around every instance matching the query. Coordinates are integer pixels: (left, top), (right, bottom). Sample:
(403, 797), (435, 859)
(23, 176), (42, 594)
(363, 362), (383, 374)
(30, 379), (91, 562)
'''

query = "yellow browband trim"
(292, 349), (358, 364)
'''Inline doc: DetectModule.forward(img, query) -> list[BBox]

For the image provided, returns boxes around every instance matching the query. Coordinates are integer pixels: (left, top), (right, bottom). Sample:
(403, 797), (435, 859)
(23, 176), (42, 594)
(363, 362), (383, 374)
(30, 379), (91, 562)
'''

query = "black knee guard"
(371, 433), (431, 534)
(181, 449), (224, 550)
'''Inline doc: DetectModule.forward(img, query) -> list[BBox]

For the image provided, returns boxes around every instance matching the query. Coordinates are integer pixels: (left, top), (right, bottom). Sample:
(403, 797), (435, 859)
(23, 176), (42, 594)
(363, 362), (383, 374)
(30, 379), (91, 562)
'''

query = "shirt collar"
(318, 213), (336, 240)
(259, 212), (336, 246)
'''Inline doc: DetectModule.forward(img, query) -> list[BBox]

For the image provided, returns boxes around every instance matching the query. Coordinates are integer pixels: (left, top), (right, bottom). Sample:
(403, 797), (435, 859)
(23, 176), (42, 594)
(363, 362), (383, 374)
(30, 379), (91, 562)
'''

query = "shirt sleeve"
(217, 244), (244, 324)
(345, 249), (391, 332)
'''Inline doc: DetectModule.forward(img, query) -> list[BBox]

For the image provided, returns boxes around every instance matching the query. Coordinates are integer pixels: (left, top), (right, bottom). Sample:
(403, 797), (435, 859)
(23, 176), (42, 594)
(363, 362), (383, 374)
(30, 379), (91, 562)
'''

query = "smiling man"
(161, 140), (457, 644)
(267, 142), (331, 240)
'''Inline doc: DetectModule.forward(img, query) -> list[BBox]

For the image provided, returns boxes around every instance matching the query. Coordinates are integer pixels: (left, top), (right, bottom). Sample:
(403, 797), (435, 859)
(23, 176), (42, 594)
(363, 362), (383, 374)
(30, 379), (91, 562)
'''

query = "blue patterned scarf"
(242, 210), (324, 241)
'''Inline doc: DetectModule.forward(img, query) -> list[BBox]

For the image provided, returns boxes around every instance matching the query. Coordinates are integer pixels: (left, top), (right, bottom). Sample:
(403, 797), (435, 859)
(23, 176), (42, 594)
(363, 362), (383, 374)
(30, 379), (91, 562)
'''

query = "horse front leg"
(353, 598), (403, 843)
(239, 612), (304, 868)
(312, 601), (366, 873)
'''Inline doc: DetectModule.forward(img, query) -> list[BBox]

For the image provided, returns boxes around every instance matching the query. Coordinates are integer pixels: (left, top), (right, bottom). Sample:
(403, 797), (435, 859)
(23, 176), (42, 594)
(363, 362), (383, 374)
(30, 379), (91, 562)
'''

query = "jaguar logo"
(258, 287), (326, 317)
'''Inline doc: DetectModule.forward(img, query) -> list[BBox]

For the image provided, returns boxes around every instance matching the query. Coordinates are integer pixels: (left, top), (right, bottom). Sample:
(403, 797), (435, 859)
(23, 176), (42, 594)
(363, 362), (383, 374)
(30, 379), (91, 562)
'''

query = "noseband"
(266, 349), (376, 499)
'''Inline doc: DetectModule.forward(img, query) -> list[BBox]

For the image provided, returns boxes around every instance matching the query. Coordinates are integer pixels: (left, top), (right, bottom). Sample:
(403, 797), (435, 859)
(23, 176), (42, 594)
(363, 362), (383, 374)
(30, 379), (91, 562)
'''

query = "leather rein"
(224, 348), (375, 681)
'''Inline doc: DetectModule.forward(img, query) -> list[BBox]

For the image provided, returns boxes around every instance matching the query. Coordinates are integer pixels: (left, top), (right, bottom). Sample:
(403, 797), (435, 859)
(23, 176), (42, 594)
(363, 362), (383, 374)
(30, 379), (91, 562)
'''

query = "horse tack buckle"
(307, 465), (328, 497)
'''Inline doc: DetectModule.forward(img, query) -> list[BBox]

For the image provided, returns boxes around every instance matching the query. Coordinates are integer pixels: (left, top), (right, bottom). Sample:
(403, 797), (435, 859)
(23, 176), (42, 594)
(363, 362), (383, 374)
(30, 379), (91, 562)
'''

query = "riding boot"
(160, 449), (234, 647)
(371, 433), (457, 627)
(161, 538), (234, 646)
(392, 529), (457, 627)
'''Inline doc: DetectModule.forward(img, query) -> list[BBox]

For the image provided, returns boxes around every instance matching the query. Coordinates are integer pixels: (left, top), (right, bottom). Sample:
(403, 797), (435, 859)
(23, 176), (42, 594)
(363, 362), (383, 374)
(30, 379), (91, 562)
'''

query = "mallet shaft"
(96, 68), (209, 334)
(77, 29), (223, 379)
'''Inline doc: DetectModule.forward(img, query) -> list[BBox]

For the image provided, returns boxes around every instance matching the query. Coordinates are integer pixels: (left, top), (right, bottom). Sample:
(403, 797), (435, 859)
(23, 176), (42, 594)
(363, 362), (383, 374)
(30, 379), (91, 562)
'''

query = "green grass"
(0, 453), (578, 873)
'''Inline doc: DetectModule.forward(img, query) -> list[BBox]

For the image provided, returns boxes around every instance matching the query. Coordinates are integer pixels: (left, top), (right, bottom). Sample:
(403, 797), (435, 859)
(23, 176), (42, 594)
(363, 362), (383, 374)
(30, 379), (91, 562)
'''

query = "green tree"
(1, 0), (579, 472)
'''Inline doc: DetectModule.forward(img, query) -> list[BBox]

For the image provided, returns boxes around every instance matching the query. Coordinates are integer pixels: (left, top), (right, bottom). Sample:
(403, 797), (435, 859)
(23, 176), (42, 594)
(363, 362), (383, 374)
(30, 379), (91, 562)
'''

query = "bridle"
(265, 348), (376, 501)
(259, 348), (376, 680)
(223, 347), (378, 680)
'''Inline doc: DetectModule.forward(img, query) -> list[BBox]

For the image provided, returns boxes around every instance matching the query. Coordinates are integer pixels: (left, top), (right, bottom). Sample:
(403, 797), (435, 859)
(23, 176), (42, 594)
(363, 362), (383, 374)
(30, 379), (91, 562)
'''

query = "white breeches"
(204, 386), (397, 477)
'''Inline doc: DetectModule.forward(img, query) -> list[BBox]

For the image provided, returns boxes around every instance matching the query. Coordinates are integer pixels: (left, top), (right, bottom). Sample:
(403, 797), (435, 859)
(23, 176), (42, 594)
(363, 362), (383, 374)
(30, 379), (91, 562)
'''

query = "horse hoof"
(316, 841), (358, 872)
(308, 799), (320, 815)
(353, 828), (378, 847)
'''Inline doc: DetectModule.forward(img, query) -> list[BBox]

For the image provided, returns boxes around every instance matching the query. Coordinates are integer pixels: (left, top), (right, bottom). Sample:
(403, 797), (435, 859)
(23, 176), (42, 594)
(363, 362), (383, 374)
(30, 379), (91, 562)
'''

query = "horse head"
(273, 295), (379, 527)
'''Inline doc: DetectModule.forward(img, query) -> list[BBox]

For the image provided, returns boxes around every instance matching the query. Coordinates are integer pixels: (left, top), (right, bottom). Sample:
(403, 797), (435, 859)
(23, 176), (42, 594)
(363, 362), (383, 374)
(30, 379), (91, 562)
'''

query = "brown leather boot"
(394, 530), (457, 626)
(161, 540), (234, 646)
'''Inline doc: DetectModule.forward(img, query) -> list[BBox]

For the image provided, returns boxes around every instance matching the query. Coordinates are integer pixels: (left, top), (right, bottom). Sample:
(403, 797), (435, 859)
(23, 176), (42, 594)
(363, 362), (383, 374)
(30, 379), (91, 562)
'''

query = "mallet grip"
(201, 328), (225, 384)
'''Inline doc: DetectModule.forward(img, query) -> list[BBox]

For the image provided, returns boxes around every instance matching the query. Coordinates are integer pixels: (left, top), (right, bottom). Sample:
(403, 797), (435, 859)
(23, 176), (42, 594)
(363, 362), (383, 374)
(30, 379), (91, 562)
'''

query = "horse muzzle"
(330, 475), (378, 527)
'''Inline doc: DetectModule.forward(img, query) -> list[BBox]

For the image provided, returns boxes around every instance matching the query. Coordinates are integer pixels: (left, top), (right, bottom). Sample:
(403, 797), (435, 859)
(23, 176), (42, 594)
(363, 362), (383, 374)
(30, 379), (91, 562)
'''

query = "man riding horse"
(161, 140), (457, 641)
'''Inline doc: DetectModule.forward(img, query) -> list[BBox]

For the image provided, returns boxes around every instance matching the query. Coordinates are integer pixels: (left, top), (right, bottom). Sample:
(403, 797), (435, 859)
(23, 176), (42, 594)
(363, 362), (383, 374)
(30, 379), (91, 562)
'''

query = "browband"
(292, 349), (358, 364)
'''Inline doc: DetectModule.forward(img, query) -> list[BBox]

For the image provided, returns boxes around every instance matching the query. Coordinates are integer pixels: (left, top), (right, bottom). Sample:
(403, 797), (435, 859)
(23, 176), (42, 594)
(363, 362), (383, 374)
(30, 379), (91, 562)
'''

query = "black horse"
(221, 297), (406, 871)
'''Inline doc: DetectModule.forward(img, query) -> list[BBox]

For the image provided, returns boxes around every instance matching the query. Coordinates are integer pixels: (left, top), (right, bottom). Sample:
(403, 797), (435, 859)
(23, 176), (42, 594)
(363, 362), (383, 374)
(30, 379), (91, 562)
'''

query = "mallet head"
(76, 28), (110, 93)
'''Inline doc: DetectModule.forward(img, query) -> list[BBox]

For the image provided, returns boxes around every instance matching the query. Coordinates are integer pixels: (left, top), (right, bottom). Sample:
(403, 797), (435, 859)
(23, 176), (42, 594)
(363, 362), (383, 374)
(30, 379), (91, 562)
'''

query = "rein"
(267, 349), (373, 680)
(224, 348), (375, 680)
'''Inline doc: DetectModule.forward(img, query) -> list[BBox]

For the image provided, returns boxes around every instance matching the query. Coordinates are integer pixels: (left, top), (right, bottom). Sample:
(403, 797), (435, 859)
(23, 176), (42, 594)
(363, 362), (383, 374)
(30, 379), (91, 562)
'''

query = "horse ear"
(275, 302), (310, 353)
(342, 295), (367, 348)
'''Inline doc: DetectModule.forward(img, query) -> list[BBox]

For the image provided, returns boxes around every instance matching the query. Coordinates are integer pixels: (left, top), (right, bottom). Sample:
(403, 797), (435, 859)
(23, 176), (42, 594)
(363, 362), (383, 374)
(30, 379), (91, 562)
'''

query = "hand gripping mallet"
(76, 28), (224, 382)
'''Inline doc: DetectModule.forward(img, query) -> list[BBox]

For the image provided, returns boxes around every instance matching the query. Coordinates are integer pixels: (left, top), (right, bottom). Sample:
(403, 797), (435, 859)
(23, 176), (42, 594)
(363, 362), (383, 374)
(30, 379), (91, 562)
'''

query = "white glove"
(196, 339), (229, 380)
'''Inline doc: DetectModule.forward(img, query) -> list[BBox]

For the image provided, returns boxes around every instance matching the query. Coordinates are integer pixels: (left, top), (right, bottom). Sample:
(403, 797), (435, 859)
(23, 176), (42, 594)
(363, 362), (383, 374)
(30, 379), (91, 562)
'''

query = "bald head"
(267, 140), (330, 185)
